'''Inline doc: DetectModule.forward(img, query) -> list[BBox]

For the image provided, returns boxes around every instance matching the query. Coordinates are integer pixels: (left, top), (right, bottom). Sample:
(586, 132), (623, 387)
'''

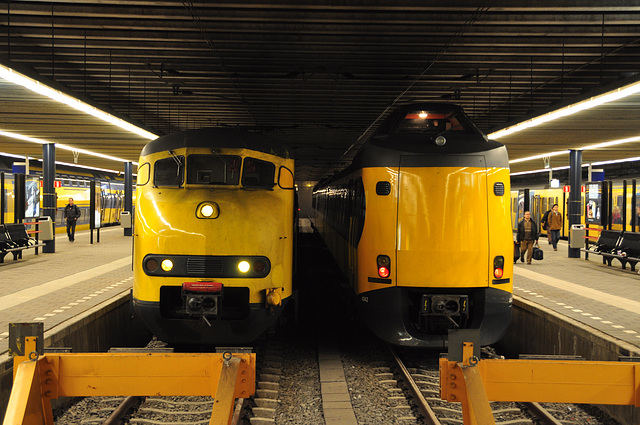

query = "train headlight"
(201, 204), (214, 217)
(196, 202), (219, 219)
(435, 136), (447, 146)
(161, 259), (174, 272)
(238, 260), (251, 273)
(145, 258), (159, 272)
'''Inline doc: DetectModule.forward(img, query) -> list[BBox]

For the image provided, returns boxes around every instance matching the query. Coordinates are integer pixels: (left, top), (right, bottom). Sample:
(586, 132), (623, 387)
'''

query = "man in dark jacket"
(516, 211), (539, 264)
(63, 198), (81, 242)
(540, 209), (552, 244)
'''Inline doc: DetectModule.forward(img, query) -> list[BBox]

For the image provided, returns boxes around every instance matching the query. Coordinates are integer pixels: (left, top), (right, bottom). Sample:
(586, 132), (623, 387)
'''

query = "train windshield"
(393, 109), (482, 136)
(186, 154), (241, 185)
(154, 156), (185, 187)
(242, 158), (275, 189)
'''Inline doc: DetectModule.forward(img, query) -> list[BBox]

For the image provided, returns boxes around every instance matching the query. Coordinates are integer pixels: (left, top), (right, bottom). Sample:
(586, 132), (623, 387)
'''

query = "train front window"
(154, 156), (184, 187)
(186, 155), (241, 185)
(242, 158), (275, 188)
(394, 109), (481, 136)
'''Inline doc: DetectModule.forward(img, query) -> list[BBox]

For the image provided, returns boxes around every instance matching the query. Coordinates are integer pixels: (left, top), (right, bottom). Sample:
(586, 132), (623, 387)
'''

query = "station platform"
(0, 226), (133, 357)
(512, 239), (640, 352)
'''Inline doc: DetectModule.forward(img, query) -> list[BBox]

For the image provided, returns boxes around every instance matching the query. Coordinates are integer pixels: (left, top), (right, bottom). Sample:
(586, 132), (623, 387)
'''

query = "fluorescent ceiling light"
(511, 156), (640, 177)
(0, 129), (138, 166)
(490, 79), (640, 140)
(508, 134), (640, 166)
(510, 166), (570, 176)
(0, 64), (157, 140)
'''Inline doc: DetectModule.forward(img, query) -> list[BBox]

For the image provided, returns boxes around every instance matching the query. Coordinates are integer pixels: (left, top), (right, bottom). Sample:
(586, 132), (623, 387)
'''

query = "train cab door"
(396, 155), (490, 289)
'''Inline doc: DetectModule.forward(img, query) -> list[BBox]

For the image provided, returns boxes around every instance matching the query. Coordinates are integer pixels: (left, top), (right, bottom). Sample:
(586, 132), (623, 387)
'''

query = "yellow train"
(512, 180), (640, 239)
(132, 128), (296, 345)
(1, 165), (130, 233)
(313, 102), (513, 348)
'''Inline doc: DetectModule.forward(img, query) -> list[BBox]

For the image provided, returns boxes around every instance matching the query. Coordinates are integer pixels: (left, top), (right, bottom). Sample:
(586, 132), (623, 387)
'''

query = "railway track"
(386, 345), (620, 425)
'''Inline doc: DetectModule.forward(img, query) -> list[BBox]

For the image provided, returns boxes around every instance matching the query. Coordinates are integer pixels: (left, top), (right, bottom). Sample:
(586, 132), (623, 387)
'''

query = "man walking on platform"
(64, 198), (81, 242)
(548, 203), (563, 251)
(516, 211), (539, 264)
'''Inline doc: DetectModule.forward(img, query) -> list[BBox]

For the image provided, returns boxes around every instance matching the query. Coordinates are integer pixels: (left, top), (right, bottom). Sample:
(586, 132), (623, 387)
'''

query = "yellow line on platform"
(513, 267), (640, 314)
(0, 257), (131, 311)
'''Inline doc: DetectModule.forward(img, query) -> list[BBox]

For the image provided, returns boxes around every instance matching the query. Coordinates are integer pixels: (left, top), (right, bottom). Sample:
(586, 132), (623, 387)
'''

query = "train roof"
(141, 128), (291, 159)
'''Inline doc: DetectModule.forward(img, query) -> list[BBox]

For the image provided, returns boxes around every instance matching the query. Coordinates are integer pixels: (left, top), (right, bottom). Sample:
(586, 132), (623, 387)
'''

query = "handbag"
(532, 244), (544, 261)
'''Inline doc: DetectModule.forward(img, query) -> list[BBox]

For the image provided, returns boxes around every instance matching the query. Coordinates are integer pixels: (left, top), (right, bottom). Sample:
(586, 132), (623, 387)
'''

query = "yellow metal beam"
(4, 344), (256, 425)
(210, 356), (241, 425)
(440, 342), (640, 412)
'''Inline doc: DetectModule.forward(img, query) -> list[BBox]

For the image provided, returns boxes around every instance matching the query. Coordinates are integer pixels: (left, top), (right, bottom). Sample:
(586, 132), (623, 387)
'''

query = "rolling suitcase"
(514, 241), (520, 263)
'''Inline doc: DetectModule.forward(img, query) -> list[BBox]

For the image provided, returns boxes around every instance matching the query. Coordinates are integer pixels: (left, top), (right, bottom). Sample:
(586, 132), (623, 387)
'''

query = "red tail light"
(377, 255), (391, 278)
(493, 256), (505, 279)
(378, 266), (390, 278)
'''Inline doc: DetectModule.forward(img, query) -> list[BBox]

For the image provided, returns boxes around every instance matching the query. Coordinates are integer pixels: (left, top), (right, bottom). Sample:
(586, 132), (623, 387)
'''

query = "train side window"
(137, 163), (151, 186)
(154, 156), (184, 187)
(186, 154), (241, 185)
(278, 166), (294, 189)
(242, 158), (275, 189)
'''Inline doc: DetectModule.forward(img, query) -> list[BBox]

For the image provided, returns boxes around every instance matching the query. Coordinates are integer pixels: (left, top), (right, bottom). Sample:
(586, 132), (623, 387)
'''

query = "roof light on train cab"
(418, 111), (428, 119)
(161, 259), (174, 272)
(238, 260), (251, 273)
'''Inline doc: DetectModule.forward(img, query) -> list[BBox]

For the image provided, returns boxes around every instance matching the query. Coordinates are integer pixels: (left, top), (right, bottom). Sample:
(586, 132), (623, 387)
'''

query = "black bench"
(0, 223), (46, 264)
(581, 229), (640, 271)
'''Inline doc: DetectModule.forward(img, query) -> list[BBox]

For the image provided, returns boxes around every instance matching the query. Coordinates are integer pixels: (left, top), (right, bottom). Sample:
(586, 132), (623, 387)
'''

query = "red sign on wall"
(563, 185), (570, 192)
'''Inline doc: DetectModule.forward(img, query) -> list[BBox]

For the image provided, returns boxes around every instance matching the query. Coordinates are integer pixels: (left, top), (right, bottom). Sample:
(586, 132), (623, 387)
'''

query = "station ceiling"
(1, 1), (640, 180)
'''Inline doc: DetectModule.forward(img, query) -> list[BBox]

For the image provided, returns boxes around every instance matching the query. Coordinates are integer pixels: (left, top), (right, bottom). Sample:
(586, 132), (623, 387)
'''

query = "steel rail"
(387, 345), (441, 425)
(522, 402), (564, 425)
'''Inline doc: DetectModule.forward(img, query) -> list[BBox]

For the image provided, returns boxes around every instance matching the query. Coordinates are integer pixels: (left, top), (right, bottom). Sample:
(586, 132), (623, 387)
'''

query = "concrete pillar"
(568, 149), (582, 258)
(124, 161), (133, 237)
(42, 143), (56, 253)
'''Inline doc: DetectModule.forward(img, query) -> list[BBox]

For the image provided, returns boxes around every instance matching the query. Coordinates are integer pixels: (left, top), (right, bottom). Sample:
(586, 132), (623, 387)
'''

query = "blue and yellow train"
(313, 102), (514, 348)
(1, 162), (130, 233)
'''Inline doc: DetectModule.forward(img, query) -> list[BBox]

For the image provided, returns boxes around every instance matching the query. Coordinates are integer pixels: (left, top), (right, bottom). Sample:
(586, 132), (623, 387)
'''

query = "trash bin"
(570, 224), (585, 248)
(38, 216), (54, 241)
(120, 211), (132, 229)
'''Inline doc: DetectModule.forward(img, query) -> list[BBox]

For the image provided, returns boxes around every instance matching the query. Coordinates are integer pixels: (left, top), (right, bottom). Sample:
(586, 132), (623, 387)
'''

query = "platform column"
(42, 144), (56, 253)
(568, 149), (582, 258)
(124, 161), (132, 237)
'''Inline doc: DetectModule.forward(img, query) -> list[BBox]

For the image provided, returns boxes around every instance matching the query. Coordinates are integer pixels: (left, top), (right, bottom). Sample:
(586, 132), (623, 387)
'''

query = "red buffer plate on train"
(182, 281), (223, 293)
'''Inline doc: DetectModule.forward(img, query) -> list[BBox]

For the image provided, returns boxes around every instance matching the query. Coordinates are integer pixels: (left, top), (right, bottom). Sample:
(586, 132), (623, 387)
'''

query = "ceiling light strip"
(0, 129), (138, 165)
(490, 80), (640, 140)
(0, 65), (158, 140)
